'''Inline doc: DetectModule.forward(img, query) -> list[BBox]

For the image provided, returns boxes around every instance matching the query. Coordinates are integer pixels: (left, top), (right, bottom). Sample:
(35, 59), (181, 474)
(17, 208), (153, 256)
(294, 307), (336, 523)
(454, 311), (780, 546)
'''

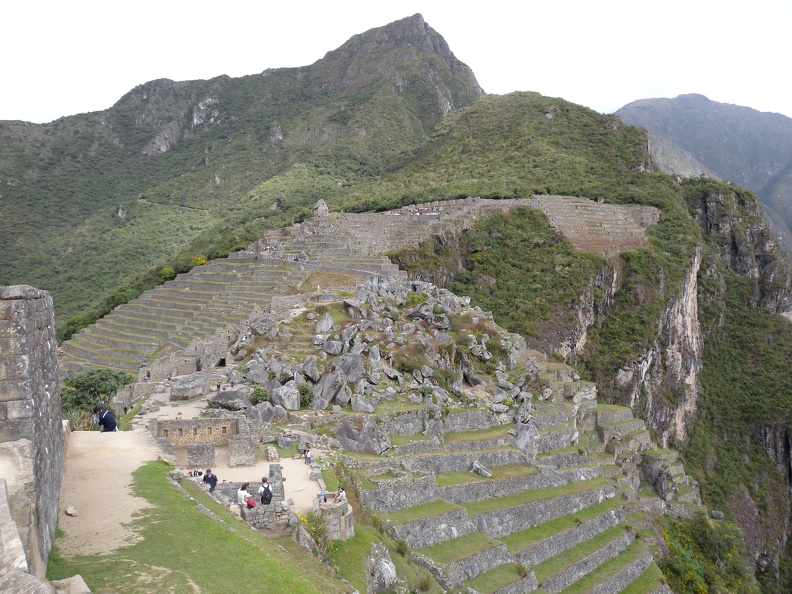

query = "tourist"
(238, 482), (254, 508)
(304, 448), (312, 465)
(203, 469), (218, 492)
(258, 477), (272, 504)
(92, 407), (117, 432)
(336, 487), (347, 503)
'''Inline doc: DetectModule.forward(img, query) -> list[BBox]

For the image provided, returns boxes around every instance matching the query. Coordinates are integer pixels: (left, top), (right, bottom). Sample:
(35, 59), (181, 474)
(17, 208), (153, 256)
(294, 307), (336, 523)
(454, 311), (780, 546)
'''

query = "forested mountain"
(4, 13), (792, 592)
(616, 93), (792, 255)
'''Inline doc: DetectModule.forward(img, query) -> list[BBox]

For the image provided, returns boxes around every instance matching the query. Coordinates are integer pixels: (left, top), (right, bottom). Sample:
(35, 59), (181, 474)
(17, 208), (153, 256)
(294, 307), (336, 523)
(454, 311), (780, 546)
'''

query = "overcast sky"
(3, 0), (790, 124)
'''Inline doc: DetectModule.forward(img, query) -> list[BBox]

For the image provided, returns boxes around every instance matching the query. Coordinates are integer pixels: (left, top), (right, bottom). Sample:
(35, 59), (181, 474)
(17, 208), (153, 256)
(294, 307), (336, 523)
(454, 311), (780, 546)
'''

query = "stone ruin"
(0, 286), (67, 589)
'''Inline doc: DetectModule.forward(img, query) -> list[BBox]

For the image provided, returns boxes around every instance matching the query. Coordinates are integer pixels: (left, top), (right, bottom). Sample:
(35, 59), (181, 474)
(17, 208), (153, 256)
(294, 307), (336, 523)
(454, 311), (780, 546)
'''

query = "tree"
(62, 369), (134, 411)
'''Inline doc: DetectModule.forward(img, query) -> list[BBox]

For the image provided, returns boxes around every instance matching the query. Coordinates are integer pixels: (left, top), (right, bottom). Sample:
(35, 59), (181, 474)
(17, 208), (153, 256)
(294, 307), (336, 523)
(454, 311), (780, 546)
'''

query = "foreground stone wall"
(0, 285), (65, 576)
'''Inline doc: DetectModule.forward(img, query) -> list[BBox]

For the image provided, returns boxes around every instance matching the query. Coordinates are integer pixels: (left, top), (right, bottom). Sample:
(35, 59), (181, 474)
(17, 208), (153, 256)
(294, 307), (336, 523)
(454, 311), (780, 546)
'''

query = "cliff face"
(610, 247), (703, 447)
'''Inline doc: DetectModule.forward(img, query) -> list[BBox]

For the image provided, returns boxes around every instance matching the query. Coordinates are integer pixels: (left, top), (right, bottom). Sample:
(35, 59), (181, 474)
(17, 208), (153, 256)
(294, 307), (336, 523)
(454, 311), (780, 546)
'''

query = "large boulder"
(315, 313), (334, 333)
(272, 380), (301, 410)
(312, 370), (351, 409)
(331, 354), (366, 383)
(171, 371), (211, 400)
(207, 388), (252, 411)
(513, 421), (540, 457)
(335, 415), (391, 454)
(302, 355), (321, 383)
(365, 543), (399, 593)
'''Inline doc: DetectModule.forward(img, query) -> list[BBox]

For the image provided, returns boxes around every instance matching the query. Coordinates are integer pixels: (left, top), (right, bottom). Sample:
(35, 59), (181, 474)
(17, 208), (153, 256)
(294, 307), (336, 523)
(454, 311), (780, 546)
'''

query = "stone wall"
(357, 474), (440, 512)
(0, 285), (66, 576)
(473, 485), (616, 539)
(151, 417), (240, 447)
(386, 507), (474, 549)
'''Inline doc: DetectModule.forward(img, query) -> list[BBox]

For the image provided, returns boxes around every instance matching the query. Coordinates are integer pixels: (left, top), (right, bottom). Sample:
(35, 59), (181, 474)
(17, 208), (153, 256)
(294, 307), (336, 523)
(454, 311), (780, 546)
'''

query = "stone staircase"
(346, 378), (685, 592)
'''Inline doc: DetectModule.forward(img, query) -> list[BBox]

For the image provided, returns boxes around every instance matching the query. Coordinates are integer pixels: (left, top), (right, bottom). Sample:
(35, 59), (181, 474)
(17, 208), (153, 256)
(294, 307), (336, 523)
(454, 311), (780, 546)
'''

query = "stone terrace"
(58, 196), (659, 374)
(345, 371), (685, 593)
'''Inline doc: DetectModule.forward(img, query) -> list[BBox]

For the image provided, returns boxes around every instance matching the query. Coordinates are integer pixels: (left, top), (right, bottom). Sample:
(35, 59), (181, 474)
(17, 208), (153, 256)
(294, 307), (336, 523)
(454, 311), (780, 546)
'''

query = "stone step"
(381, 501), (473, 549)
(598, 419), (646, 443)
(77, 327), (159, 349)
(437, 464), (573, 505)
(532, 525), (634, 594)
(70, 328), (159, 353)
(400, 446), (529, 475)
(443, 424), (515, 451)
(532, 406), (576, 430)
(605, 430), (652, 456)
(463, 478), (616, 539)
(465, 563), (539, 594)
(414, 531), (511, 590)
(621, 561), (672, 594)
(61, 338), (148, 365)
(503, 497), (624, 567)
(560, 541), (654, 594)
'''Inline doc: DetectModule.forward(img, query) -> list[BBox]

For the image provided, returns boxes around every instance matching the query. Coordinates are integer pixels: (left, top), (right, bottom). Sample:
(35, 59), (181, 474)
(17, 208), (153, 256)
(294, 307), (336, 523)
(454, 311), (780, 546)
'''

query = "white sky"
(3, 0), (791, 124)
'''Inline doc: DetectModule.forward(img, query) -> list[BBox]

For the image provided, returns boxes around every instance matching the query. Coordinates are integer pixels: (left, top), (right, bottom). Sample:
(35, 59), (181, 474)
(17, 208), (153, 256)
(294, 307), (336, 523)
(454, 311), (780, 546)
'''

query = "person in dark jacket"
(203, 469), (218, 492)
(92, 407), (118, 432)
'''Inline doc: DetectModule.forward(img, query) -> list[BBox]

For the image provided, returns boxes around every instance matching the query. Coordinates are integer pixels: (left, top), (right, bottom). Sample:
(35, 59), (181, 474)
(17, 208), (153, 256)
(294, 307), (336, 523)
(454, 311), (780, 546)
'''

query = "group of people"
(236, 478), (272, 509)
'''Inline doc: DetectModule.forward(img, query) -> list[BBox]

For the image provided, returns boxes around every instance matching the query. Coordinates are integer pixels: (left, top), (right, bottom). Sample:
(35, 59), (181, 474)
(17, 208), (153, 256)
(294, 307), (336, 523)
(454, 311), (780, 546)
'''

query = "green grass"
(322, 468), (339, 492)
(443, 423), (513, 444)
(436, 463), (539, 487)
(390, 433), (430, 446)
(47, 461), (349, 593)
(465, 563), (525, 593)
(500, 497), (622, 552)
(463, 478), (611, 516)
(417, 531), (502, 565)
(380, 500), (462, 525)
(532, 524), (629, 583)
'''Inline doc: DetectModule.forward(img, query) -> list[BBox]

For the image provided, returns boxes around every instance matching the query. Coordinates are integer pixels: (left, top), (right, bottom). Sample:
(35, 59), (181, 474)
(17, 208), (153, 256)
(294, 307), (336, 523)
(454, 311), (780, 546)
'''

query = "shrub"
(406, 291), (427, 307)
(298, 383), (314, 408)
(395, 540), (409, 556)
(250, 387), (269, 405)
(417, 575), (432, 592)
(516, 563), (529, 578)
(160, 266), (176, 281)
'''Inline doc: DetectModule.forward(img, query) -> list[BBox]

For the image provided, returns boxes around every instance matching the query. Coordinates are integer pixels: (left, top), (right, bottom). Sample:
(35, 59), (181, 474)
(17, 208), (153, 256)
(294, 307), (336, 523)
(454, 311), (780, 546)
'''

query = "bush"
(250, 387), (269, 405)
(160, 266), (176, 281)
(298, 383), (314, 408)
(395, 540), (409, 556)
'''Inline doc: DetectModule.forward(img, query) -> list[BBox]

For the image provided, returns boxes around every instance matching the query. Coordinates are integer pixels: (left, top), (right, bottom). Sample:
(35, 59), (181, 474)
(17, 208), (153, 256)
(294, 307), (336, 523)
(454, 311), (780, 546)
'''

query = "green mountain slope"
(0, 14), (483, 329)
(616, 93), (792, 255)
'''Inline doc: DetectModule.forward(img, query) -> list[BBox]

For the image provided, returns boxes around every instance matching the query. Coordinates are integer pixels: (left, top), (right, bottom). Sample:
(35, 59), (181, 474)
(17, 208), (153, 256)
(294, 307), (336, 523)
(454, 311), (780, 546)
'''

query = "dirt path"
(58, 382), (325, 556)
(57, 427), (161, 557)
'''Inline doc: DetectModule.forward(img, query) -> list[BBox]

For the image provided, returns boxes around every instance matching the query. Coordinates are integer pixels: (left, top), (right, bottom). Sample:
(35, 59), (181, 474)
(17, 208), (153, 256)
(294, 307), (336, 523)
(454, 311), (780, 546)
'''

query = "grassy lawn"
(463, 478), (611, 516)
(443, 423), (513, 444)
(500, 497), (622, 552)
(436, 463), (539, 487)
(47, 461), (350, 594)
(417, 531), (502, 565)
(465, 563), (524, 593)
(380, 500), (461, 525)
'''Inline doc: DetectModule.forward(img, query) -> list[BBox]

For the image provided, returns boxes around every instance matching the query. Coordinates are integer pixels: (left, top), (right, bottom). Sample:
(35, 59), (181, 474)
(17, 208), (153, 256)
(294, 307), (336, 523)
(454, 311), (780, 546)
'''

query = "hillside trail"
(57, 390), (322, 557)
